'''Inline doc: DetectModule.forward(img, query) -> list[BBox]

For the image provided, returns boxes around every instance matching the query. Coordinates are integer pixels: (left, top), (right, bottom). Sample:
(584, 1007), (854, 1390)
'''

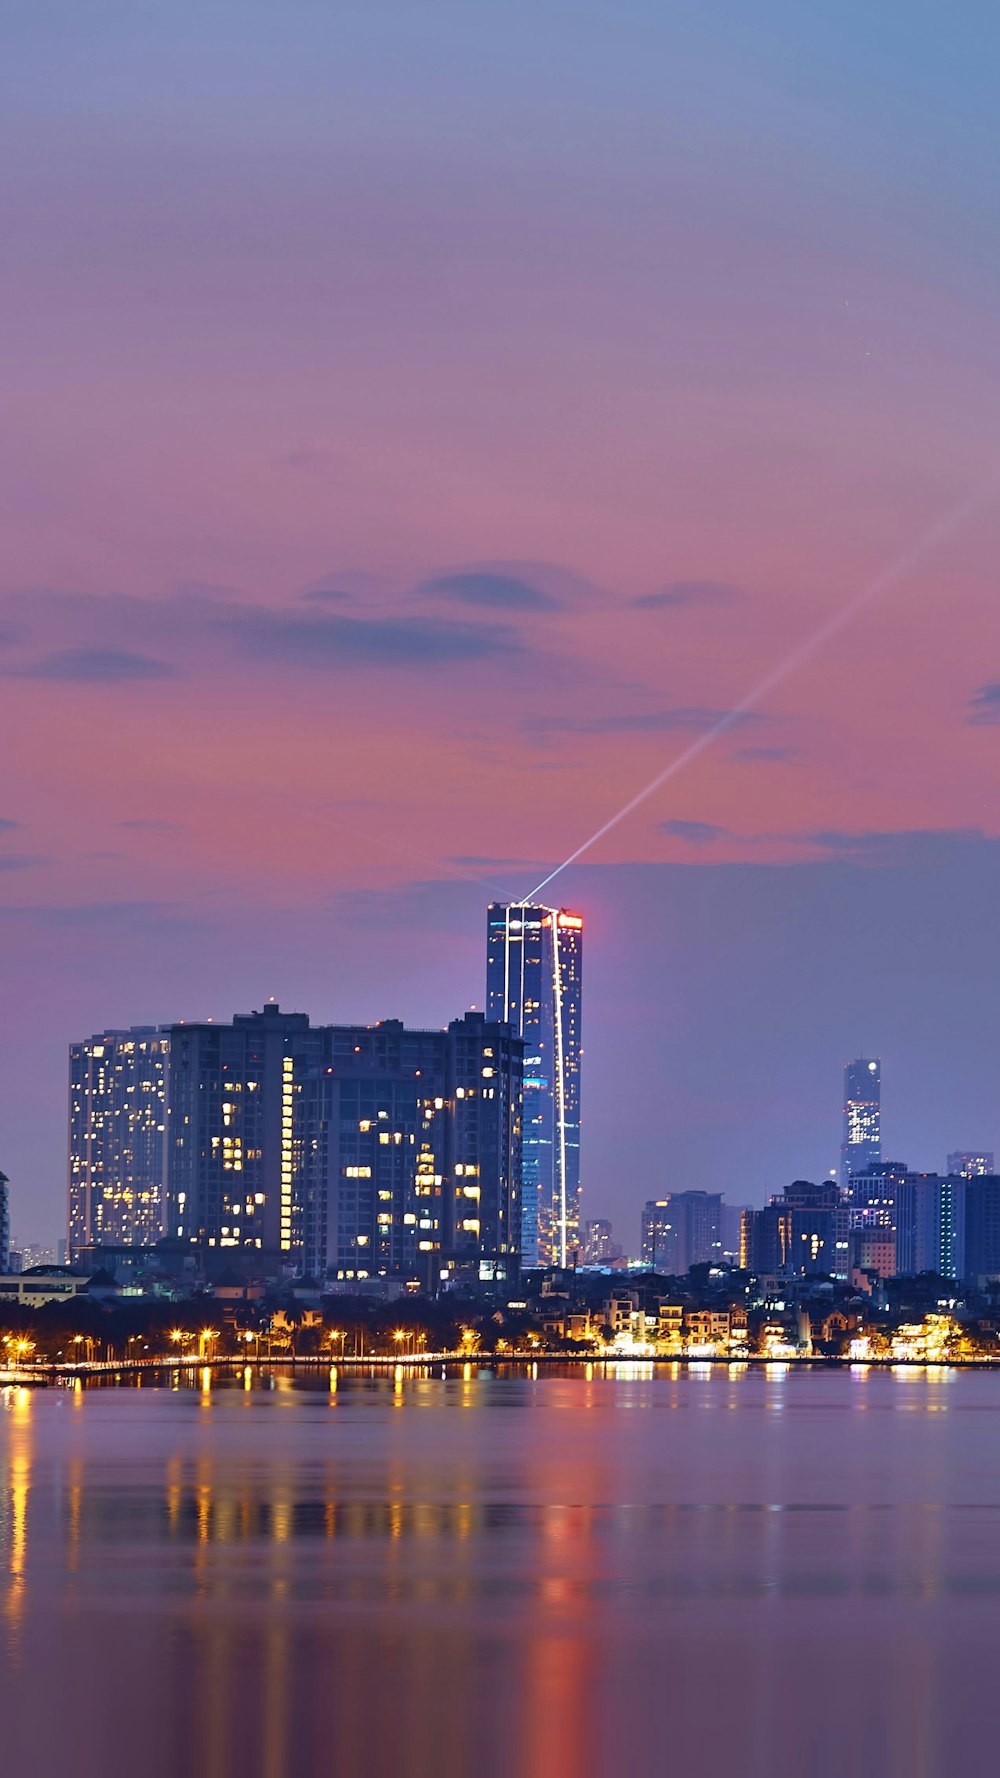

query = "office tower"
(962, 1176), (1000, 1285)
(0, 1172), (9, 1274)
(841, 1058), (881, 1187)
(68, 1027), (170, 1255)
(848, 1160), (908, 1280)
(948, 1151), (995, 1179)
(741, 1180), (849, 1281)
(581, 1219), (619, 1265)
(895, 1172), (965, 1279)
(486, 902), (583, 1267)
(642, 1192), (722, 1273)
(166, 1003), (523, 1289)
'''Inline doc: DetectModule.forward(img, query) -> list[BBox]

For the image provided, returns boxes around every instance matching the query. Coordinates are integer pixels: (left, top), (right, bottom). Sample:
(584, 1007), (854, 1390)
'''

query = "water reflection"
(1, 1368), (1000, 1778)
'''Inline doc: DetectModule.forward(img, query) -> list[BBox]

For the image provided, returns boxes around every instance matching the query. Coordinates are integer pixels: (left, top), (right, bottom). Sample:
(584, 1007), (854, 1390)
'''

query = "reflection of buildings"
(486, 904), (583, 1269)
(68, 1028), (170, 1253)
(841, 1057), (881, 1188)
(641, 1193), (722, 1273)
(165, 1003), (523, 1289)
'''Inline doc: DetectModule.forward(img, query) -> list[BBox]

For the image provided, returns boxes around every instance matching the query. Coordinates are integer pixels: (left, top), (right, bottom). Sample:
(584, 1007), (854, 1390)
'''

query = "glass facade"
(840, 1057), (881, 1188)
(68, 1028), (169, 1254)
(486, 903), (582, 1267)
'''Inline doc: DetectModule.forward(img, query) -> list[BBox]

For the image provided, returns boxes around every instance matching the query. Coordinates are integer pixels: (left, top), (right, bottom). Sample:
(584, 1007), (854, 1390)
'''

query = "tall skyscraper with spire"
(841, 1056), (881, 1188)
(486, 903), (583, 1268)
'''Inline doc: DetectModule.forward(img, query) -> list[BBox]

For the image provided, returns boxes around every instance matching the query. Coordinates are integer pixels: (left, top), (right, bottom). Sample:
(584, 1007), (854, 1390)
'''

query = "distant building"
(68, 1027), (170, 1253)
(741, 1180), (849, 1281)
(948, 1151), (995, 1179)
(581, 1218), (620, 1265)
(166, 1003), (523, 1289)
(486, 903), (583, 1268)
(847, 1160), (908, 1278)
(721, 1202), (750, 1263)
(17, 1243), (57, 1272)
(841, 1057), (881, 1188)
(642, 1193), (723, 1273)
(0, 1172), (9, 1274)
(0, 1265), (89, 1309)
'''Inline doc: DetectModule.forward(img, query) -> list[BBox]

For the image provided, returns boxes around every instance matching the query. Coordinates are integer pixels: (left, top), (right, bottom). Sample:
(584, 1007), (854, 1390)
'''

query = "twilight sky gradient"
(4, 2), (1000, 1246)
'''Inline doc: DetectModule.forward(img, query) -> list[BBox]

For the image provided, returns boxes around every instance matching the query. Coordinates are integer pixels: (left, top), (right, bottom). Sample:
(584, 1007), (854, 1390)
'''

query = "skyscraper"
(0, 1172), (9, 1274)
(165, 1003), (523, 1288)
(641, 1193), (723, 1273)
(486, 903), (583, 1267)
(68, 1027), (170, 1254)
(840, 1057), (881, 1187)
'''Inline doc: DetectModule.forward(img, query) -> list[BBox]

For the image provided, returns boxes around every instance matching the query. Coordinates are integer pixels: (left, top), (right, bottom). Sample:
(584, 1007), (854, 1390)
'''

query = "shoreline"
(3, 1351), (998, 1387)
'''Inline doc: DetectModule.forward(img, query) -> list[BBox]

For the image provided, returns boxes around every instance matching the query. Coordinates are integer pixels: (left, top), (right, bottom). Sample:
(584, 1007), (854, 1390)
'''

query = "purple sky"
(3, 3), (1000, 1247)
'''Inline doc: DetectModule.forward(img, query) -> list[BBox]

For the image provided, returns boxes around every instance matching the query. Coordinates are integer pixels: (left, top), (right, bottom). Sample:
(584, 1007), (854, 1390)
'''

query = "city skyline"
(5, 0), (1000, 1250)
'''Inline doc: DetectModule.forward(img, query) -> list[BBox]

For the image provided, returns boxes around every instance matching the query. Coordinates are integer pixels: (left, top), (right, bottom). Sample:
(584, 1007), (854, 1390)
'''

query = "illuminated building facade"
(641, 1192), (722, 1273)
(840, 1057), (881, 1187)
(848, 1160), (907, 1279)
(166, 1004), (523, 1289)
(68, 1027), (169, 1255)
(486, 902), (583, 1267)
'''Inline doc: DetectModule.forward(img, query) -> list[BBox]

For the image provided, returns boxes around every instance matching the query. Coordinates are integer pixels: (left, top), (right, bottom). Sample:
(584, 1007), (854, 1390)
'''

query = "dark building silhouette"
(959, 1175), (1000, 1285)
(741, 1179), (849, 1280)
(0, 1171), (9, 1274)
(486, 903), (582, 1268)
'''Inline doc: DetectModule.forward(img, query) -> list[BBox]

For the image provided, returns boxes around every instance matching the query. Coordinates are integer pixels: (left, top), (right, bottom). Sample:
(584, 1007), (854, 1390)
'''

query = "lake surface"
(3, 1362), (1000, 1778)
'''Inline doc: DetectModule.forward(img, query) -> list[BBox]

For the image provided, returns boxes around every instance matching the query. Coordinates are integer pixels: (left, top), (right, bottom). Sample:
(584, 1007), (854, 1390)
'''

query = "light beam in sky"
(524, 474), (1000, 904)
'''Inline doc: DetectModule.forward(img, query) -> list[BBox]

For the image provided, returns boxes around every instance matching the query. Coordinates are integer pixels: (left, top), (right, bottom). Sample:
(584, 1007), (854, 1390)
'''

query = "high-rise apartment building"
(581, 1218), (620, 1266)
(848, 1160), (907, 1280)
(895, 1171), (965, 1280)
(947, 1151), (995, 1179)
(841, 1057), (881, 1187)
(486, 903), (582, 1267)
(165, 1003), (523, 1289)
(963, 1176), (1000, 1285)
(740, 1179), (849, 1280)
(68, 1028), (169, 1254)
(642, 1193), (723, 1273)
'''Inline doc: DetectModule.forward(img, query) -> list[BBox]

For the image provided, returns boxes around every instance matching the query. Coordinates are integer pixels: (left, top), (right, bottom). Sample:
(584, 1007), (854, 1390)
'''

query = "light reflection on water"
(1, 1365), (1000, 1778)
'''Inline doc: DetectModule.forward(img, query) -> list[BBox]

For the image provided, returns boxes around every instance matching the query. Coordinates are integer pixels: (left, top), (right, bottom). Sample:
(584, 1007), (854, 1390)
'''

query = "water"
(3, 1362), (1000, 1778)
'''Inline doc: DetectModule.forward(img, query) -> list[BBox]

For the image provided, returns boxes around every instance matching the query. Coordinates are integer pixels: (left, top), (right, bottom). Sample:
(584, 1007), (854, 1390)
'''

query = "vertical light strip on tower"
(550, 910), (569, 1268)
(280, 1056), (294, 1251)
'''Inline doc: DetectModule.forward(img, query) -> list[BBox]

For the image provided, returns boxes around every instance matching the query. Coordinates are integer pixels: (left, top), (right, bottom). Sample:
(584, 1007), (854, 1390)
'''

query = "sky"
(3, 1), (1000, 1247)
